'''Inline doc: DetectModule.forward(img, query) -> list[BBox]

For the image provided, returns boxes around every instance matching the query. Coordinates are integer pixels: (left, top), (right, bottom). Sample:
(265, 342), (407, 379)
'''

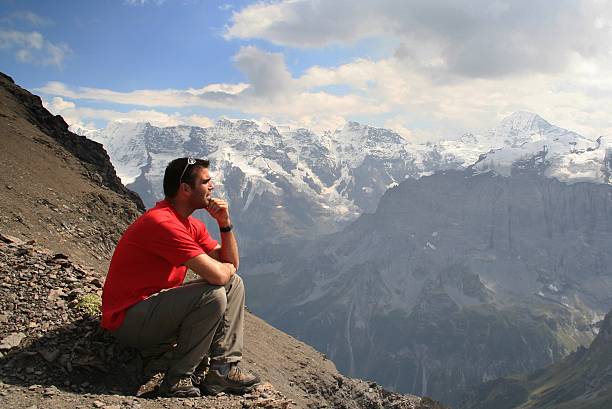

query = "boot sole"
(203, 382), (258, 396)
(159, 388), (201, 398)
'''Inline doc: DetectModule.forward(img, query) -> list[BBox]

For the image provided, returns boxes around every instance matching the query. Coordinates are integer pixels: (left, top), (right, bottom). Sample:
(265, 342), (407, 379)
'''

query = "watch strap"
(219, 224), (233, 233)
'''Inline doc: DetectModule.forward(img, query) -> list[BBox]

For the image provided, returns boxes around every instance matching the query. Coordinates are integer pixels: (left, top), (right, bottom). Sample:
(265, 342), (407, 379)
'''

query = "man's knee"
(201, 287), (227, 318)
(228, 274), (244, 294)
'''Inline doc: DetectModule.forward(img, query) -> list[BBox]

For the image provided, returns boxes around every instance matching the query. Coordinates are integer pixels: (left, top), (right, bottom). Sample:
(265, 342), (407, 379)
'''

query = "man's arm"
(206, 198), (239, 269)
(208, 231), (239, 269)
(184, 253), (236, 285)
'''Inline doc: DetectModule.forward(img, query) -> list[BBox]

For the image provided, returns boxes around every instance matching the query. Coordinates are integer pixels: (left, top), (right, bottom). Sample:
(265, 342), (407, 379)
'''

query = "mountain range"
(244, 166), (612, 406)
(76, 110), (612, 256)
(77, 106), (612, 408)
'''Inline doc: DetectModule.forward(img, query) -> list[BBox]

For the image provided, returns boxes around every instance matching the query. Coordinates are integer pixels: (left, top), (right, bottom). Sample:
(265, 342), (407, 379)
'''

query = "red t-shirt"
(101, 200), (218, 330)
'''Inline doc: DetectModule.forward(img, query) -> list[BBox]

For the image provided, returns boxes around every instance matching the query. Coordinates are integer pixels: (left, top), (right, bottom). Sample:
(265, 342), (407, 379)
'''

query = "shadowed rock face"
(0, 72), (144, 265)
(0, 73), (144, 211)
(243, 167), (612, 406)
(462, 308), (612, 409)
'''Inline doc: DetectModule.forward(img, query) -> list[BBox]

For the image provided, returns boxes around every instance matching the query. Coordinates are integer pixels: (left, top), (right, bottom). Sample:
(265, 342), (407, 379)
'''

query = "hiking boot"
(191, 357), (209, 387)
(136, 371), (164, 398)
(201, 364), (260, 395)
(158, 375), (201, 398)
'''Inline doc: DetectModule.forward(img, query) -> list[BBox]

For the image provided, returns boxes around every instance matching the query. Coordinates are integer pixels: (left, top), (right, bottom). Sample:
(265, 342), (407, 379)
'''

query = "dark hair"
(163, 157), (210, 198)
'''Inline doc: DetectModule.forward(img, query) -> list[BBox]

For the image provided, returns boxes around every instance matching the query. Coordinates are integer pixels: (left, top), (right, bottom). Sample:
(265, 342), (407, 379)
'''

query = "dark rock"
(0, 74), (144, 212)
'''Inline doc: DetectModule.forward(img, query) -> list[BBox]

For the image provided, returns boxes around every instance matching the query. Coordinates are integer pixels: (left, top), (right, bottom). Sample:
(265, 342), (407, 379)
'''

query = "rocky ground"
(0, 233), (446, 409)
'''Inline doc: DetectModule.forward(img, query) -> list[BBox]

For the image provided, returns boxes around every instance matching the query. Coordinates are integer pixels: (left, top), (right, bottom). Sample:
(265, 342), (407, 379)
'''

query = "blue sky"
(3, 1), (246, 88)
(2, 0), (612, 141)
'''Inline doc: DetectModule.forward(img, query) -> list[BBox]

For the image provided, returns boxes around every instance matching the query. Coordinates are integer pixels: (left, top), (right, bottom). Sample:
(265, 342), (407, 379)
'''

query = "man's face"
(188, 167), (214, 209)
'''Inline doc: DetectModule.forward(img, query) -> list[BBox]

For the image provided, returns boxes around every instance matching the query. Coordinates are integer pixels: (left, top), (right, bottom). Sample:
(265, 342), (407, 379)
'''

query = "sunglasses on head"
(179, 157), (196, 184)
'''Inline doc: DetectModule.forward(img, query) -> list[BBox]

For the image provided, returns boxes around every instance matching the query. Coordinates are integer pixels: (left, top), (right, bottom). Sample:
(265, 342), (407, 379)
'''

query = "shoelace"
(177, 377), (194, 388)
(228, 365), (251, 381)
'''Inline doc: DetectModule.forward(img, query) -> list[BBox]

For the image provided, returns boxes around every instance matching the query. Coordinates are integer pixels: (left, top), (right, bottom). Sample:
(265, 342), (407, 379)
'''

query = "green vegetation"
(75, 293), (102, 317)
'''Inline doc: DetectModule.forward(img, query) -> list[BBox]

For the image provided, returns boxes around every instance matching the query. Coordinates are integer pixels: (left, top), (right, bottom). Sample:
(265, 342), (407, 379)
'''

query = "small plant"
(76, 293), (102, 316)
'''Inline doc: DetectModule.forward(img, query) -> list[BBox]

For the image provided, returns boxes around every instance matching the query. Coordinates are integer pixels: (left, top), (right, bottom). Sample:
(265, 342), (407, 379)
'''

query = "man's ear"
(178, 182), (191, 195)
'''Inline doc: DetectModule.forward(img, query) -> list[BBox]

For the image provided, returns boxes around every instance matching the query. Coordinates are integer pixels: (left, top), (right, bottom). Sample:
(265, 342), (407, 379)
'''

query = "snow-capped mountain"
(79, 111), (610, 251)
(75, 112), (612, 405)
(471, 111), (611, 183)
(88, 119), (423, 211)
(84, 120), (426, 249)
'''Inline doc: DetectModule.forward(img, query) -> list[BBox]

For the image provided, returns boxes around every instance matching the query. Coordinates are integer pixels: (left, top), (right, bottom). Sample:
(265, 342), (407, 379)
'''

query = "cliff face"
(0, 73), (144, 210)
(0, 73), (143, 266)
(462, 308), (612, 409)
(243, 167), (612, 406)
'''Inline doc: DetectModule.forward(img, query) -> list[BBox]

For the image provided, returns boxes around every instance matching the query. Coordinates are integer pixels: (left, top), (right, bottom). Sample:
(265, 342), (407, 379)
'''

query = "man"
(101, 157), (259, 398)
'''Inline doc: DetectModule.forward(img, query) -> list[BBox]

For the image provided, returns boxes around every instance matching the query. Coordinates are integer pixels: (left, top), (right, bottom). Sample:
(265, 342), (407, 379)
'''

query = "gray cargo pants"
(112, 274), (244, 381)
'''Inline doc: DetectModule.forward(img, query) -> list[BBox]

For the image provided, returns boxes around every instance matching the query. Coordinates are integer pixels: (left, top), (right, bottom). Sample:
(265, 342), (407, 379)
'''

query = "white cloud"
(47, 96), (76, 111)
(44, 42), (72, 67)
(296, 54), (612, 139)
(15, 49), (33, 63)
(0, 29), (71, 67)
(37, 46), (384, 132)
(225, 0), (385, 47)
(37, 41), (612, 139)
(43, 96), (215, 129)
(124, 0), (166, 6)
(38, 81), (242, 108)
(226, 0), (612, 79)
(39, 77), (378, 133)
(233, 46), (296, 98)
(2, 11), (53, 27)
(0, 30), (43, 49)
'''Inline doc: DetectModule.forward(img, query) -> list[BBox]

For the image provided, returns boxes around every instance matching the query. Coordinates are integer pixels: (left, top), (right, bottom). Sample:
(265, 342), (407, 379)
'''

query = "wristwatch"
(219, 224), (233, 233)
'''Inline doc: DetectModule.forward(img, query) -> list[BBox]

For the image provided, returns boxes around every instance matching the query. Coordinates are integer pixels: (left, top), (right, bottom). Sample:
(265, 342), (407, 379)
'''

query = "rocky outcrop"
(0, 71), (143, 264)
(0, 72), (144, 211)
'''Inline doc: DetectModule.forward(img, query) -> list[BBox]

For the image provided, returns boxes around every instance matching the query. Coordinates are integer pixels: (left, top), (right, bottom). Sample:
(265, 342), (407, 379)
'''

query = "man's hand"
(224, 262), (237, 278)
(205, 197), (239, 271)
(206, 198), (231, 226)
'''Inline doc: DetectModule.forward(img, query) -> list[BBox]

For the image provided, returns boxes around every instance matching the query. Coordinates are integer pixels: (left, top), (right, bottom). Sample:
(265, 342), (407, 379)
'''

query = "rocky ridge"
(1, 73), (144, 210)
(0, 72), (142, 266)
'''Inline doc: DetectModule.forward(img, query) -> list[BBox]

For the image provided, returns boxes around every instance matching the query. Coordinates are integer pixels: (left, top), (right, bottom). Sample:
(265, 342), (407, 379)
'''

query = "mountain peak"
(105, 121), (151, 133)
(496, 111), (551, 133)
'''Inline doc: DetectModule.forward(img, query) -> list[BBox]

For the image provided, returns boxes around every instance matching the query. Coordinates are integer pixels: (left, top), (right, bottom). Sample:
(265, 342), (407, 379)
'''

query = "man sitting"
(101, 157), (259, 397)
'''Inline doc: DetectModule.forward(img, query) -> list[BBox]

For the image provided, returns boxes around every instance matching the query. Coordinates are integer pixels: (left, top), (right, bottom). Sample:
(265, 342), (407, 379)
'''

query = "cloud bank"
(36, 0), (612, 140)
(226, 0), (612, 79)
